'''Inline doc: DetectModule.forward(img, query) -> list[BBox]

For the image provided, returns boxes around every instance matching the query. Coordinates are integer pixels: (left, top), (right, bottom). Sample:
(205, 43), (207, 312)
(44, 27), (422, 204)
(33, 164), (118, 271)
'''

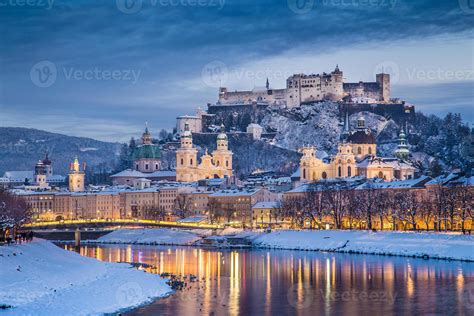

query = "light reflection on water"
(62, 244), (474, 315)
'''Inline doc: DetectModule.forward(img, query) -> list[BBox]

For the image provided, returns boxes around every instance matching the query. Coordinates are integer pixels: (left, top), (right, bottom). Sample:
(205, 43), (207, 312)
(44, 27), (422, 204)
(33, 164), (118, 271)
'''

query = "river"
(61, 244), (474, 315)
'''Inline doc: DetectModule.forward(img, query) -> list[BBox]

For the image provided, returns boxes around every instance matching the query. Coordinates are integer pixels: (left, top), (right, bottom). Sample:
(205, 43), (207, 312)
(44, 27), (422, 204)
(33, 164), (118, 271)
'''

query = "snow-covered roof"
(210, 188), (262, 197)
(253, 201), (280, 209)
(111, 169), (176, 178)
(356, 176), (432, 190)
(3, 171), (34, 181)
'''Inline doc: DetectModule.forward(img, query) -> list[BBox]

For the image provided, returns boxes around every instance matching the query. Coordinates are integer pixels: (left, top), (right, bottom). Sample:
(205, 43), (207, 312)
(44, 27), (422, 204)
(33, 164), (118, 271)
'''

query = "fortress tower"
(69, 157), (85, 192)
(376, 73), (390, 102)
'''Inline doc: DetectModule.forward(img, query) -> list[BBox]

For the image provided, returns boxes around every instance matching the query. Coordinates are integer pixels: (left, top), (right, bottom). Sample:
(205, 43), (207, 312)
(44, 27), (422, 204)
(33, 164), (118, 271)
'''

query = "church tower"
(212, 124), (233, 177)
(395, 129), (410, 160)
(34, 160), (48, 188)
(176, 122), (198, 182)
(69, 157), (85, 192)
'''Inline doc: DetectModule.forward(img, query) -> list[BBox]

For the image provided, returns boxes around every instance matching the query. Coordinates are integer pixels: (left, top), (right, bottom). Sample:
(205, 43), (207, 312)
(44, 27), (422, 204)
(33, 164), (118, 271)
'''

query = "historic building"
(176, 123), (233, 182)
(299, 116), (415, 182)
(218, 66), (391, 108)
(68, 157), (85, 192)
(133, 126), (162, 173)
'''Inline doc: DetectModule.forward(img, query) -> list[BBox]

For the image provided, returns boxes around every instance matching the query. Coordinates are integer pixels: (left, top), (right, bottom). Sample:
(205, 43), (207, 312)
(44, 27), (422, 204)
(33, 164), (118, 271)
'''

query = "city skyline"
(1, 0), (473, 141)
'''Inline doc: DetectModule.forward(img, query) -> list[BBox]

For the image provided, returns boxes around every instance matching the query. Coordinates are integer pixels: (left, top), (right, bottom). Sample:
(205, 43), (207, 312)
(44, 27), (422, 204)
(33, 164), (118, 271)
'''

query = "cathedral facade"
(299, 116), (415, 182)
(176, 123), (233, 182)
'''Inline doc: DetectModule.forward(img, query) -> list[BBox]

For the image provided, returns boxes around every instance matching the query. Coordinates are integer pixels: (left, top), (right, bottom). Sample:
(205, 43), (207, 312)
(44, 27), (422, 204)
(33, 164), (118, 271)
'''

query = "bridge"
(25, 219), (221, 230)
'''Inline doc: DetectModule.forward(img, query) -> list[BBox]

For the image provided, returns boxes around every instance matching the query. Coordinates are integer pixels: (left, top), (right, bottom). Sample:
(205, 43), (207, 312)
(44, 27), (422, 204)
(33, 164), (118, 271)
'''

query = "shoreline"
(51, 228), (474, 263)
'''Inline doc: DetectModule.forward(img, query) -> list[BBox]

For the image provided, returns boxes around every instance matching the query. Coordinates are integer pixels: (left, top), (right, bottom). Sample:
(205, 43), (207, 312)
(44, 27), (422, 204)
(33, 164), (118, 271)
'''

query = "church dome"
(347, 130), (376, 144)
(133, 144), (161, 160)
(217, 124), (227, 140)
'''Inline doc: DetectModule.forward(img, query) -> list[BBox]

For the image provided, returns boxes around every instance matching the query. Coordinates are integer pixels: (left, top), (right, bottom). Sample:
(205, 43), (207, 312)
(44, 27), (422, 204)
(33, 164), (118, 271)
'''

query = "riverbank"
(252, 230), (474, 262)
(0, 239), (171, 315)
(90, 228), (474, 262)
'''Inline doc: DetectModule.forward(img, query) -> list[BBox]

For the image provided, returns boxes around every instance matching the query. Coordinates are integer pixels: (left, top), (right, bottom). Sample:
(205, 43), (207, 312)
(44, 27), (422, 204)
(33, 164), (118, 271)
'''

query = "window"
(378, 171), (384, 178)
(357, 147), (362, 155)
(145, 164), (149, 170)
(190, 159), (193, 165)
(226, 160), (229, 167)
(338, 166), (342, 177)
(303, 169), (306, 179)
(348, 166), (351, 177)
(322, 172), (327, 179)
(368, 147), (372, 155)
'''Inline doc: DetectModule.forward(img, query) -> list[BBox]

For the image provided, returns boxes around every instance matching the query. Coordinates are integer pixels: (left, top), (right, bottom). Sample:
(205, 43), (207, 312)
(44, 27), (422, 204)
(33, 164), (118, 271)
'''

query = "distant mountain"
(0, 127), (121, 176)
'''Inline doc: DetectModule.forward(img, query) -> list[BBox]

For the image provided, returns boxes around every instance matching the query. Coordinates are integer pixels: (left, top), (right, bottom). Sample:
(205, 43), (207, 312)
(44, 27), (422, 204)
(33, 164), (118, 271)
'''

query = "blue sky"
(0, 0), (473, 141)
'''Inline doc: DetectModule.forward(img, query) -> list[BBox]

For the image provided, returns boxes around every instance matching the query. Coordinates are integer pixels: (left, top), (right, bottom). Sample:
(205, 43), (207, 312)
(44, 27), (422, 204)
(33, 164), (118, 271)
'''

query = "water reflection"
(62, 244), (474, 315)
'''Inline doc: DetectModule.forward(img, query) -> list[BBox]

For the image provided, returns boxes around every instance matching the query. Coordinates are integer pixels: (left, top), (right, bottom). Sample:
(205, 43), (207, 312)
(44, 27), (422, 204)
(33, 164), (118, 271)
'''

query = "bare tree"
(174, 194), (192, 219)
(0, 190), (31, 239)
(457, 182), (473, 234)
(142, 204), (166, 221)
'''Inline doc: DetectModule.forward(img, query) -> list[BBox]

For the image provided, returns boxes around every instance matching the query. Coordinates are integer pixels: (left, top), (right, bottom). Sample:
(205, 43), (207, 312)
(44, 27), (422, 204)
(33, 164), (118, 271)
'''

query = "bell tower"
(176, 122), (198, 182)
(69, 157), (85, 192)
(212, 124), (233, 176)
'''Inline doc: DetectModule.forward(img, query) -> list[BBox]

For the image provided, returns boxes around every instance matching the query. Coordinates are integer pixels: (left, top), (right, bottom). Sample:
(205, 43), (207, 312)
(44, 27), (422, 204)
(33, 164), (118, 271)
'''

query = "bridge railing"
(24, 219), (221, 229)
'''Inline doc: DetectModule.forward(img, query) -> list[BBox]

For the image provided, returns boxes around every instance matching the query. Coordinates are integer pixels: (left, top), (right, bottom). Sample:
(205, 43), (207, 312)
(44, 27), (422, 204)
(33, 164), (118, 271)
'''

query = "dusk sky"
(1, 0), (473, 142)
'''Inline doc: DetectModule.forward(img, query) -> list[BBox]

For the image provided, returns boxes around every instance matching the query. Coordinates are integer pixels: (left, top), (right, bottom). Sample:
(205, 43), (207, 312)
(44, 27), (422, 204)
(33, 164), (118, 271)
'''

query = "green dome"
(133, 144), (161, 160)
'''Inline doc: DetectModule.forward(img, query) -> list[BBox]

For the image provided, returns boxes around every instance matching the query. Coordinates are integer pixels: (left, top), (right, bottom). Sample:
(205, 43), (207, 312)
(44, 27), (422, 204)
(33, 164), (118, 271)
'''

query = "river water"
(62, 244), (474, 315)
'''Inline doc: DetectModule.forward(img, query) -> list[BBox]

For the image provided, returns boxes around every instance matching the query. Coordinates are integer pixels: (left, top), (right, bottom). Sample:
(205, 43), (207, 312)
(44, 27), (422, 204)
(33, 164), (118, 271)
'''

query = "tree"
(174, 194), (192, 219)
(0, 190), (31, 239)
(457, 181), (472, 234)
(142, 204), (166, 221)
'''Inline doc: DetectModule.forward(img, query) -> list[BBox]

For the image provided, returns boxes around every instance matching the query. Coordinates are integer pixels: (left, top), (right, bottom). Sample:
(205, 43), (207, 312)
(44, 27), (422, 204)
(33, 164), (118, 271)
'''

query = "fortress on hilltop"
(218, 65), (391, 108)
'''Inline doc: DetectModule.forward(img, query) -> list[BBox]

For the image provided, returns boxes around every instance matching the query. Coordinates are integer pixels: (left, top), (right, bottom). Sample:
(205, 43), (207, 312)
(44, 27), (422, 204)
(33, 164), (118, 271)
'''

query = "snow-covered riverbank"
(91, 228), (203, 245)
(0, 239), (171, 315)
(252, 230), (474, 262)
(89, 228), (474, 262)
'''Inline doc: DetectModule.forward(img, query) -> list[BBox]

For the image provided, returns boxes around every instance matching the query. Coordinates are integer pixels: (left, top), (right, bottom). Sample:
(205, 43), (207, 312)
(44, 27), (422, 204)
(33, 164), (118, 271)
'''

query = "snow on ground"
(252, 230), (474, 261)
(0, 239), (171, 315)
(94, 228), (202, 245)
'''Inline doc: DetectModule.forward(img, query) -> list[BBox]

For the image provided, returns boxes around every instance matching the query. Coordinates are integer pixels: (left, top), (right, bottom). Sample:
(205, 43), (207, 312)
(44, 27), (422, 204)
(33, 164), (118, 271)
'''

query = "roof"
(111, 169), (176, 178)
(347, 130), (376, 144)
(210, 188), (262, 197)
(133, 143), (161, 160)
(253, 201), (280, 209)
(356, 176), (432, 190)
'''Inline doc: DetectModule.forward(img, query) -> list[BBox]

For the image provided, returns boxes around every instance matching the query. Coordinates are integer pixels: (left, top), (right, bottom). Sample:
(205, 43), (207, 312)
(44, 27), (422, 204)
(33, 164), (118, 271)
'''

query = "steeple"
(341, 111), (350, 140)
(142, 123), (152, 144)
(266, 77), (269, 90)
(395, 128), (410, 160)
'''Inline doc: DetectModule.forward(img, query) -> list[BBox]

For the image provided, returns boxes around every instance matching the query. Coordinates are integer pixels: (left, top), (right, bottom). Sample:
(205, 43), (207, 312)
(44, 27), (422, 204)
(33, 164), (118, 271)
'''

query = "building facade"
(176, 123), (233, 182)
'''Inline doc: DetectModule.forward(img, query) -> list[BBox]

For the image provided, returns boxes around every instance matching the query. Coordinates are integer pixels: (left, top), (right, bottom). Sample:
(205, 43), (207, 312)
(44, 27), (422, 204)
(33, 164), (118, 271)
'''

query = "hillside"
(0, 127), (120, 175)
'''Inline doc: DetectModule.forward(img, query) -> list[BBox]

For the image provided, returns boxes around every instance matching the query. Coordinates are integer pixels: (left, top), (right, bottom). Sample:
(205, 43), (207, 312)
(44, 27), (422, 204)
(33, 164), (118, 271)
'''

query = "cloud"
(0, 0), (472, 141)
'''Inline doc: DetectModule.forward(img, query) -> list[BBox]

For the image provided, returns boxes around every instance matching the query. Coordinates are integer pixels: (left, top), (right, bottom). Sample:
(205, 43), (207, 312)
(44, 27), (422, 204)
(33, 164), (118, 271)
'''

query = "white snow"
(252, 230), (474, 261)
(0, 239), (171, 315)
(94, 228), (201, 245)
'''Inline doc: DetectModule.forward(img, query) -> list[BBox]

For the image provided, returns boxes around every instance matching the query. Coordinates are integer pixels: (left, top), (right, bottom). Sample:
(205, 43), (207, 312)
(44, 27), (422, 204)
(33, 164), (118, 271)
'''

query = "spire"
(142, 123), (152, 144)
(266, 77), (269, 90)
(342, 111), (350, 140)
(395, 128), (410, 160)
